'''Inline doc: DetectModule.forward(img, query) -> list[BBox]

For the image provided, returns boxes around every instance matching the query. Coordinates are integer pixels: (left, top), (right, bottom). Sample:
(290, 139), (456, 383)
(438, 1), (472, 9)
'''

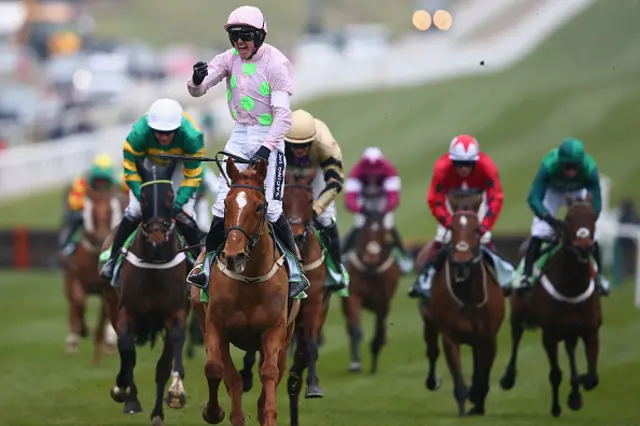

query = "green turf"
(87, 0), (425, 48)
(0, 270), (635, 425)
(1, 1), (638, 234)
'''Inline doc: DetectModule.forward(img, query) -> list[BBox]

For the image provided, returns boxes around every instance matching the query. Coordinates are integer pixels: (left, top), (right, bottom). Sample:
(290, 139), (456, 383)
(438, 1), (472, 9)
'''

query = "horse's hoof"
(202, 405), (225, 424)
(304, 385), (324, 399)
(348, 361), (361, 372)
(123, 400), (143, 414)
(425, 376), (442, 391)
(580, 373), (599, 391)
(468, 405), (485, 416)
(110, 386), (130, 403)
(499, 373), (516, 390)
(458, 410), (468, 417)
(567, 392), (582, 411)
(165, 391), (186, 409)
(240, 371), (253, 393)
(151, 415), (163, 426)
(551, 405), (561, 417)
(66, 344), (79, 355)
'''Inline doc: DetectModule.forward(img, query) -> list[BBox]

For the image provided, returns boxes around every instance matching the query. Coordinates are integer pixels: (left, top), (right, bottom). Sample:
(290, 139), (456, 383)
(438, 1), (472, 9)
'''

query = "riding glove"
(544, 214), (564, 235)
(249, 145), (271, 166)
(192, 61), (209, 85)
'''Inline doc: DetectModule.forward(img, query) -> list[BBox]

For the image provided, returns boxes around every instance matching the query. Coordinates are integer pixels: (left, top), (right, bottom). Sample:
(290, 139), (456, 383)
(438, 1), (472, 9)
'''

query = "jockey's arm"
(67, 176), (87, 211)
(382, 166), (401, 212)
(263, 60), (293, 152)
(122, 126), (147, 200)
(186, 50), (231, 97)
(176, 133), (205, 209)
(527, 164), (551, 219)
(313, 120), (344, 216)
(427, 162), (451, 227)
(479, 156), (504, 231)
(344, 165), (363, 213)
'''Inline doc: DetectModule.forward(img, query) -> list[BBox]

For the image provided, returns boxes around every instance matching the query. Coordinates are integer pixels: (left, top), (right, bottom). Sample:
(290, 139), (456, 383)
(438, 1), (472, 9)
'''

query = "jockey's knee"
(353, 213), (366, 228)
(266, 202), (282, 223)
(382, 213), (394, 230)
(316, 211), (334, 228)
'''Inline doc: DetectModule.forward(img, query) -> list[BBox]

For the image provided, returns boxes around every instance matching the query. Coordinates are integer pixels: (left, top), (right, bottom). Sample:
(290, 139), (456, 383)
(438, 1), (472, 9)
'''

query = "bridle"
(225, 183), (268, 251)
(283, 183), (314, 247)
(138, 179), (176, 244)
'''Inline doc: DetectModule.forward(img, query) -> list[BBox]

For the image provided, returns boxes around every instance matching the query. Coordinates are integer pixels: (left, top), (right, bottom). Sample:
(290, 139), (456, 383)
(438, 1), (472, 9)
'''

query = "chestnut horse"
(61, 186), (123, 364)
(420, 190), (504, 416)
(105, 161), (189, 426)
(201, 158), (300, 426)
(343, 195), (401, 374)
(499, 193), (602, 417)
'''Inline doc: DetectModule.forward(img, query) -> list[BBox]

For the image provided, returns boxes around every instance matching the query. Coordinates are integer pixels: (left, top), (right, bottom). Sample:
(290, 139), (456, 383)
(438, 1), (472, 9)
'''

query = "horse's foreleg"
(564, 336), (582, 411)
(288, 326), (307, 426)
(150, 336), (173, 426)
(166, 314), (187, 410)
(258, 322), (287, 426)
(63, 271), (80, 354)
(92, 298), (108, 365)
(499, 304), (525, 390)
(370, 309), (388, 374)
(202, 322), (225, 424)
(111, 309), (142, 414)
(542, 330), (562, 417)
(442, 332), (468, 416)
(468, 338), (497, 416)
(239, 352), (257, 393)
(221, 340), (246, 426)
(579, 329), (600, 391)
(304, 292), (325, 398)
(422, 309), (441, 391)
(342, 295), (363, 372)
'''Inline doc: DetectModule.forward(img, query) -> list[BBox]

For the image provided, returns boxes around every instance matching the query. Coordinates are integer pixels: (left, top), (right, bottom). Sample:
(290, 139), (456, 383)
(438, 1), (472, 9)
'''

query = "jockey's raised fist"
(192, 61), (209, 85)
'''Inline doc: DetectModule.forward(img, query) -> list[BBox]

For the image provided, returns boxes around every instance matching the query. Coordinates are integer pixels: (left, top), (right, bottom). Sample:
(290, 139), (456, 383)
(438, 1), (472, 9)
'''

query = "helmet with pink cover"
(224, 6), (267, 49)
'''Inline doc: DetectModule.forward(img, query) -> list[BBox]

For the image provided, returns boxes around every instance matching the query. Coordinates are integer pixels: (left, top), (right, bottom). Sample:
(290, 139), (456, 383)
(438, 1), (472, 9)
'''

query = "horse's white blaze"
(455, 241), (469, 252)
(236, 191), (248, 214)
(576, 227), (590, 238)
(366, 241), (381, 255)
(459, 215), (467, 227)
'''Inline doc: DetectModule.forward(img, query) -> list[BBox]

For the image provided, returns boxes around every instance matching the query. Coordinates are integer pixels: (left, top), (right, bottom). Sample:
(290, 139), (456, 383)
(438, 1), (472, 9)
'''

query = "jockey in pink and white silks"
(342, 147), (414, 274)
(185, 5), (308, 298)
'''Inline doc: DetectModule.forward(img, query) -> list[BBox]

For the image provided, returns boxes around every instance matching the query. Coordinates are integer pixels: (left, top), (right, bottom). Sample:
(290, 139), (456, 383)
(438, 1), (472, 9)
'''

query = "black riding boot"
(341, 227), (360, 261)
(188, 216), (225, 287)
(390, 226), (408, 255)
(272, 214), (309, 299)
(100, 217), (139, 280)
(518, 237), (543, 293)
(58, 210), (83, 250)
(320, 221), (346, 290)
(408, 245), (448, 299)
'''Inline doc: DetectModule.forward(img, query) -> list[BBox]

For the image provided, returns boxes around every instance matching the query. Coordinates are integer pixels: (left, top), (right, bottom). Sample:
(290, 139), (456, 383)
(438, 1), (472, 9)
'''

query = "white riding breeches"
(311, 167), (336, 227)
(211, 124), (285, 223)
(531, 188), (598, 239)
(125, 190), (196, 220)
(353, 212), (394, 229)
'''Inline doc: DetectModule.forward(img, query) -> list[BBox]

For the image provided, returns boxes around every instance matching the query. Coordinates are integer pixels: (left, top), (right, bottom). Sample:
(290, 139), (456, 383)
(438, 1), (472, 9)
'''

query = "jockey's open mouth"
(235, 41), (250, 55)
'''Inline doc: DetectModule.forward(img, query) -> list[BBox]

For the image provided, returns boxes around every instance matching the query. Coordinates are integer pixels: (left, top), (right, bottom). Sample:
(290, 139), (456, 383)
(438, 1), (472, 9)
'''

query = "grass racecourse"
(0, 1), (640, 425)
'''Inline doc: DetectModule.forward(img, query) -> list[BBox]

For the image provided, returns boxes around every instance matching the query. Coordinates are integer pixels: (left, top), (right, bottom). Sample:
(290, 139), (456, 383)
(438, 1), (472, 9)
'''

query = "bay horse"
(499, 193), (602, 417)
(105, 160), (189, 426)
(283, 171), (331, 426)
(61, 185), (123, 364)
(343, 195), (401, 374)
(422, 189), (504, 416)
(201, 157), (300, 426)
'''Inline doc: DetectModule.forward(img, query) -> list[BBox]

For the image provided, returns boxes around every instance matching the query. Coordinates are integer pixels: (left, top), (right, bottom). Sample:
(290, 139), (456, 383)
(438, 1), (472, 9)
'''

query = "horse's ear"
(469, 194), (484, 213)
(585, 192), (594, 203)
(564, 192), (574, 205)
(226, 157), (239, 182)
(254, 159), (268, 182)
(157, 159), (177, 180)
(136, 158), (151, 182)
(447, 194), (461, 212)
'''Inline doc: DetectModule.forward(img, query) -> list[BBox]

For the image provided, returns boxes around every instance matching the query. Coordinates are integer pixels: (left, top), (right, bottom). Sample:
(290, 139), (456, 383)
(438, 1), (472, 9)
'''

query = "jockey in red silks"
(408, 134), (505, 299)
(342, 147), (414, 274)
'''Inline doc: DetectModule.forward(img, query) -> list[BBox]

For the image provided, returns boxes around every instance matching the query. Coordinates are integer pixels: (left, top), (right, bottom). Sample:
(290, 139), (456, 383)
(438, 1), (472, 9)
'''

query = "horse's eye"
(256, 204), (264, 213)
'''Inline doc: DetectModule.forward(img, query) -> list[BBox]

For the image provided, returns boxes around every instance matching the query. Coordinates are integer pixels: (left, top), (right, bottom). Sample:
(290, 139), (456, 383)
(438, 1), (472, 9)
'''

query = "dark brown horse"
(201, 158), (300, 426)
(500, 193), (602, 417)
(61, 186), (123, 364)
(343, 200), (401, 374)
(105, 161), (189, 426)
(283, 172), (331, 426)
(421, 190), (504, 416)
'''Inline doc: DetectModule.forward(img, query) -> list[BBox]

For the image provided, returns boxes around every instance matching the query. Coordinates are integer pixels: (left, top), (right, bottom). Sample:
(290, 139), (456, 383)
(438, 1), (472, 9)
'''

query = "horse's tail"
(134, 312), (165, 348)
